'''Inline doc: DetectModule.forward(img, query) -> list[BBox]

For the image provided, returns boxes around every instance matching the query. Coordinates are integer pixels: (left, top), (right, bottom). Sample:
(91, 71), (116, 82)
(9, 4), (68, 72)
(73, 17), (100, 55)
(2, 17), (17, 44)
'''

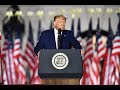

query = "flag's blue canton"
(107, 18), (114, 49)
(4, 29), (8, 40)
(37, 20), (41, 41)
(87, 18), (93, 39)
(15, 27), (22, 48)
(95, 18), (101, 51)
(116, 19), (120, 36)
(71, 18), (74, 35)
(3, 24), (10, 40)
(7, 27), (13, 49)
(76, 18), (81, 38)
(28, 21), (34, 47)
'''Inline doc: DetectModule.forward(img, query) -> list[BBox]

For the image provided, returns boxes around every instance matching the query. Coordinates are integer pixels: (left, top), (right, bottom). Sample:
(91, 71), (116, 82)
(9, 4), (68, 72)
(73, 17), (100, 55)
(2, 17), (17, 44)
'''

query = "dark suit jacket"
(34, 28), (82, 55)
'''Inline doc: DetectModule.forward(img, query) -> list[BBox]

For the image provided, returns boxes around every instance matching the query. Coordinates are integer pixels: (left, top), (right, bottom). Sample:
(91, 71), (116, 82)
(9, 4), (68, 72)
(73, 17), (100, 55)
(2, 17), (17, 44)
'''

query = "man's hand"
(81, 49), (84, 56)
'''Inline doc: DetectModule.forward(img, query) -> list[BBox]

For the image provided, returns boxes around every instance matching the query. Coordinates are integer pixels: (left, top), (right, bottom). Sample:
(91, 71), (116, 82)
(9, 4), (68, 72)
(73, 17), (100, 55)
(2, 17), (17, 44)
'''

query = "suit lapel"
(61, 30), (67, 48)
(50, 29), (56, 49)
(62, 31), (67, 38)
(62, 30), (68, 40)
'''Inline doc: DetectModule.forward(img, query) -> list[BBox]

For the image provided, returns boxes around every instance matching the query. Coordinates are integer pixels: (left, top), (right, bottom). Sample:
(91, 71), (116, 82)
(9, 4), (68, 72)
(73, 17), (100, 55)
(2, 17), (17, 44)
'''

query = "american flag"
(71, 18), (75, 49)
(101, 17), (114, 85)
(24, 21), (41, 84)
(108, 19), (120, 85)
(30, 19), (42, 84)
(36, 19), (41, 60)
(30, 60), (41, 84)
(76, 17), (82, 44)
(13, 27), (26, 84)
(1, 30), (8, 60)
(24, 21), (36, 69)
(37, 19), (42, 41)
(80, 18), (94, 85)
(89, 18), (105, 85)
(1, 30), (8, 84)
(0, 31), (2, 83)
(95, 18), (106, 62)
(5, 27), (17, 84)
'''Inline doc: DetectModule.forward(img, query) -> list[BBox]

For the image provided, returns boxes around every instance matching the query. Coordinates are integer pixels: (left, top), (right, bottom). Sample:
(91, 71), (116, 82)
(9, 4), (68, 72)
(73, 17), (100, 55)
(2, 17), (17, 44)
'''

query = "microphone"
(58, 29), (61, 31)
(58, 29), (62, 35)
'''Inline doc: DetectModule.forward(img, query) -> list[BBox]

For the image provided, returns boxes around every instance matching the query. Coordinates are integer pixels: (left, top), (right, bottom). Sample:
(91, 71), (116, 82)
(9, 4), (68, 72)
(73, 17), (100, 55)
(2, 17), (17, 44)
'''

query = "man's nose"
(61, 23), (65, 26)
(61, 22), (65, 25)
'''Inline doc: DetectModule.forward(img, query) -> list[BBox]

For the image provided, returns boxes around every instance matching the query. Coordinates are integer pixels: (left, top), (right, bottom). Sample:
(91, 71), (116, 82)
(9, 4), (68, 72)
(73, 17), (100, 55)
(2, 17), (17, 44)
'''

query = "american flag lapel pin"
(64, 35), (66, 37)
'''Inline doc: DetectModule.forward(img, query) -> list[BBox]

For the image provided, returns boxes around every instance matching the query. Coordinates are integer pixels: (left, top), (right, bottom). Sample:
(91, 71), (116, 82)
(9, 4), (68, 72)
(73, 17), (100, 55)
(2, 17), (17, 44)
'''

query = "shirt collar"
(54, 28), (59, 34)
(54, 28), (63, 35)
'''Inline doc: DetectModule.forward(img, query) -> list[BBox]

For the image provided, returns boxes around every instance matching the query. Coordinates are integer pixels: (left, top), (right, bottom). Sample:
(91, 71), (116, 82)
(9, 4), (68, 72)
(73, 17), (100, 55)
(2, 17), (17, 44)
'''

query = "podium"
(38, 49), (83, 85)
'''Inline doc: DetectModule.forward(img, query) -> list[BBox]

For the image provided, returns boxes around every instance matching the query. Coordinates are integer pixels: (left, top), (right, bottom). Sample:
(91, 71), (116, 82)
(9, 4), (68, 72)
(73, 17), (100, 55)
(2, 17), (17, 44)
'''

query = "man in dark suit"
(34, 14), (83, 85)
(34, 14), (82, 56)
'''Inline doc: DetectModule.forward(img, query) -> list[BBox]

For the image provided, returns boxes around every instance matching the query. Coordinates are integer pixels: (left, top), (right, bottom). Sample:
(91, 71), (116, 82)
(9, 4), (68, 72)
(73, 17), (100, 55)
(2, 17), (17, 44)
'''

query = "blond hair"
(53, 14), (67, 21)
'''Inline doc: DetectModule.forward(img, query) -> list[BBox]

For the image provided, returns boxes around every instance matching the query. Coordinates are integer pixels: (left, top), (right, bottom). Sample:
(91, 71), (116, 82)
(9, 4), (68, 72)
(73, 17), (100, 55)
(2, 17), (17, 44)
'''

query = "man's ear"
(53, 21), (56, 26)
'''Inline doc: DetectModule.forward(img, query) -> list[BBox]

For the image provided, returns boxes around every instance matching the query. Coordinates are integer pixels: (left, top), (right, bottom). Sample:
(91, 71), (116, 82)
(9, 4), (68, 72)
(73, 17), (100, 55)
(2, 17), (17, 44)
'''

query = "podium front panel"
(38, 49), (83, 78)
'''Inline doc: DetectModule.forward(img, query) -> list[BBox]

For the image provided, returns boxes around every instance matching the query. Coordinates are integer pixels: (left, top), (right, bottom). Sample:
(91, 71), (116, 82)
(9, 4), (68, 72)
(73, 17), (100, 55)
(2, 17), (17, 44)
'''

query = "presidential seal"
(52, 53), (69, 70)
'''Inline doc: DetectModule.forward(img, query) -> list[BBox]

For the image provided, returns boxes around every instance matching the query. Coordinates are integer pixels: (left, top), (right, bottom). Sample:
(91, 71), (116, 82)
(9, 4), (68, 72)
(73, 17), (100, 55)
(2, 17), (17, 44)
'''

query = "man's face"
(53, 17), (66, 30)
